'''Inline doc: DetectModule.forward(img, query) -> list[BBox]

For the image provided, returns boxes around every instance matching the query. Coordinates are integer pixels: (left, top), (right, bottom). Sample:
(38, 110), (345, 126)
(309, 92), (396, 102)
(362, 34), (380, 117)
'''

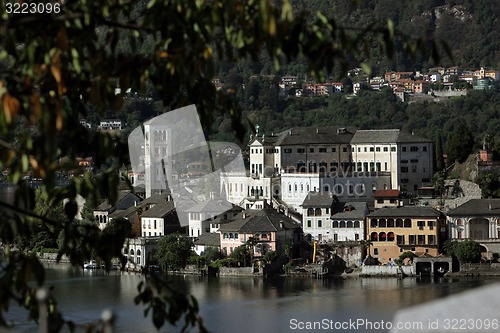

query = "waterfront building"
(446, 198), (500, 258)
(367, 206), (445, 264)
(218, 208), (303, 257)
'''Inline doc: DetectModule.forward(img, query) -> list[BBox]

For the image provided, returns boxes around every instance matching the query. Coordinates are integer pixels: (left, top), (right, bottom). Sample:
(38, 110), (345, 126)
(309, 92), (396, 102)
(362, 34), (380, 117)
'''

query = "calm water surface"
(5, 263), (499, 333)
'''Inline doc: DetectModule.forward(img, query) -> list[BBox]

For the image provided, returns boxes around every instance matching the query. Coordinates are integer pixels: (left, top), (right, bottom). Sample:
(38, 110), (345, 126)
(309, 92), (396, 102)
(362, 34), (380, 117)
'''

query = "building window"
(417, 221), (425, 230)
(317, 220), (322, 228)
(397, 235), (405, 245)
(391, 147), (396, 152)
(428, 235), (435, 245)
(412, 166), (417, 173)
(374, 248), (379, 255)
(418, 235), (425, 245)
(319, 148), (327, 153)
(428, 221), (434, 230)
(410, 159), (418, 163)
(423, 146), (427, 152)
(297, 148), (305, 153)
(410, 146), (419, 152)
(402, 147), (407, 152)
(331, 148), (337, 152)
(376, 147), (381, 152)
(409, 235), (416, 245)
(284, 148), (292, 153)
(401, 167), (408, 173)
(343, 147), (347, 152)
(310, 148), (315, 153)
(401, 160), (408, 164)
(370, 147), (374, 152)
(307, 220), (311, 228)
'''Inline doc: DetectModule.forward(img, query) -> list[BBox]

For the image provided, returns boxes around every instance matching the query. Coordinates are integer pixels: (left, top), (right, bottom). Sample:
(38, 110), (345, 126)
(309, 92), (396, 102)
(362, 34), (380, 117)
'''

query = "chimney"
(289, 129), (292, 135)
(279, 221), (284, 228)
(316, 128), (319, 134)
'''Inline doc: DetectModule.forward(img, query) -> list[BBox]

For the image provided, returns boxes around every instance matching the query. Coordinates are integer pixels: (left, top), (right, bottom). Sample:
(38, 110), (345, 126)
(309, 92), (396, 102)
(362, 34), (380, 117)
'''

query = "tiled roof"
(185, 199), (242, 213)
(373, 190), (401, 198)
(273, 126), (355, 146)
(367, 206), (441, 218)
(219, 209), (301, 233)
(194, 233), (220, 247)
(331, 202), (369, 220)
(301, 191), (340, 207)
(141, 201), (176, 218)
(95, 191), (142, 212)
(447, 199), (500, 216)
(350, 129), (432, 144)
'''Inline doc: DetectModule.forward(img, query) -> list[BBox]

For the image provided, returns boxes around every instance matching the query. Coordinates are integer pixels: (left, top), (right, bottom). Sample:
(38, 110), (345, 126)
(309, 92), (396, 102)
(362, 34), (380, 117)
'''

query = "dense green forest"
(89, 0), (500, 159)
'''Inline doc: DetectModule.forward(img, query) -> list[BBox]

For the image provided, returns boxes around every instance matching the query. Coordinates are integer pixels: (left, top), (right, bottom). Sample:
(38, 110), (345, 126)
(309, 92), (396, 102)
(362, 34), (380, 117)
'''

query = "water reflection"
(5, 264), (499, 333)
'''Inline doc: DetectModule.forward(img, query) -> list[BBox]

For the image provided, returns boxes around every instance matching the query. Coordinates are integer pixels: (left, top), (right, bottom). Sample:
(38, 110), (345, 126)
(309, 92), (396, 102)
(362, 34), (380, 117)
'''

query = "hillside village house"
(367, 206), (445, 264)
(330, 202), (369, 243)
(300, 192), (338, 242)
(218, 208), (303, 257)
(140, 200), (182, 237)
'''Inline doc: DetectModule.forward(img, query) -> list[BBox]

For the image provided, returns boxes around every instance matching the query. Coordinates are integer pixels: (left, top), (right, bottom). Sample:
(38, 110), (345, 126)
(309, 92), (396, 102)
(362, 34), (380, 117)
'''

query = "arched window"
(387, 218), (395, 227)
(233, 233), (239, 239)
(347, 221), (353, 228)
(354, 221), (360, 228)
(130, 249), (135, 255)
(371, 232), (378, 241)
(395, 218), (403, 227)
(315, 208), (322, 216)
(457, 219), (463, 226)
(387, 232), (395, 242)
(371, 183), (377, 191)
(137, 250), (141, 256)
(332, 221), (339, 228)
(339, 220), (345, 228)
(370, 219), (377, 227)
(404, 219), (412, 228)
(379, 232), (387, 241)
(223, 233), (228, 239)
(300, 183), (304, 193)
(307, 208), (314, 216)
(379, 218), (387, 228)
(229, 233), (233, 239)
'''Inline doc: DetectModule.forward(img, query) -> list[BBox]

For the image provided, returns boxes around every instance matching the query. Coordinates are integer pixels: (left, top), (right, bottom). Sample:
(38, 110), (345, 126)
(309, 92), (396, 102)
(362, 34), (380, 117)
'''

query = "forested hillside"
(285, 0), (500, 75)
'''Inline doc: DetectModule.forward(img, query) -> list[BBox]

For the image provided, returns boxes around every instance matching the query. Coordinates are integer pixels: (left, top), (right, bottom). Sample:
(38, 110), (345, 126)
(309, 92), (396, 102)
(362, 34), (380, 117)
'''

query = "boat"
(84, 260), (97, 269)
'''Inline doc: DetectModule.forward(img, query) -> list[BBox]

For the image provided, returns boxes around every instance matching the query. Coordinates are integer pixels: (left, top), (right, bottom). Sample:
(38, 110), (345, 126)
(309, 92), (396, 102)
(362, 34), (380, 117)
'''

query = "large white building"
(350, 129), (433, 193)
(221, 126), (433, 212)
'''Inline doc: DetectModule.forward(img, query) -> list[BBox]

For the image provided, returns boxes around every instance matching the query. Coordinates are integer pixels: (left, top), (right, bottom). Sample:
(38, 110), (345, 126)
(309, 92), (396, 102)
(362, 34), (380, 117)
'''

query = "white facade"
(144, 122), (172, 197)
(141, 217), (165, 237)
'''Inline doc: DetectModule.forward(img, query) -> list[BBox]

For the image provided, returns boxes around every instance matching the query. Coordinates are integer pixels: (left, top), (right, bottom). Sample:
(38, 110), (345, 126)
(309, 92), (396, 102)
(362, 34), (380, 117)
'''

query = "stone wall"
(454, 263), (500, 276)
(361, 265), (414, 277)
(219, 267), (260, 276)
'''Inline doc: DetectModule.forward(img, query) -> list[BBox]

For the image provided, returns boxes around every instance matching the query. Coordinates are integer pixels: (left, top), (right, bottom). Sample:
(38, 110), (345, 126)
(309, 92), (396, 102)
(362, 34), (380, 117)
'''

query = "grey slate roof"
(95, 191), (142, 212)
(141, 201), (176, 218)
(367, 206), (441, 218)
(194, 233), (220, 247)
(331, 202), (369, 220)
(218, 209), (301, 233)
(272, 126), (355, 146)
(185, 199), (242, 213)
(301, 191), (340, 207)
(447, 199), (500, 216)
(350, 129), (431, 144)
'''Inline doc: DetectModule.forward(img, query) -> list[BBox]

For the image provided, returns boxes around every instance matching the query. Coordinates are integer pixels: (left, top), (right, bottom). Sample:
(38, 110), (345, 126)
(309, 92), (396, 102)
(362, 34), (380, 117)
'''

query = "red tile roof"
(373, 190), (401, 198)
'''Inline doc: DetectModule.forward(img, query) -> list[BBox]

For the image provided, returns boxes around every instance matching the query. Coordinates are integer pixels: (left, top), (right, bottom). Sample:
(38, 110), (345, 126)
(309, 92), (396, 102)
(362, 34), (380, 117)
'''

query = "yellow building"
(366, 206), (445, 264)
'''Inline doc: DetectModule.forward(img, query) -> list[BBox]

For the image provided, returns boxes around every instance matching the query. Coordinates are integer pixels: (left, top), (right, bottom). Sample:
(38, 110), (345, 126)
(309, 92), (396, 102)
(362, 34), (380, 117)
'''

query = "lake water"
(4, 263), (499, 333)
